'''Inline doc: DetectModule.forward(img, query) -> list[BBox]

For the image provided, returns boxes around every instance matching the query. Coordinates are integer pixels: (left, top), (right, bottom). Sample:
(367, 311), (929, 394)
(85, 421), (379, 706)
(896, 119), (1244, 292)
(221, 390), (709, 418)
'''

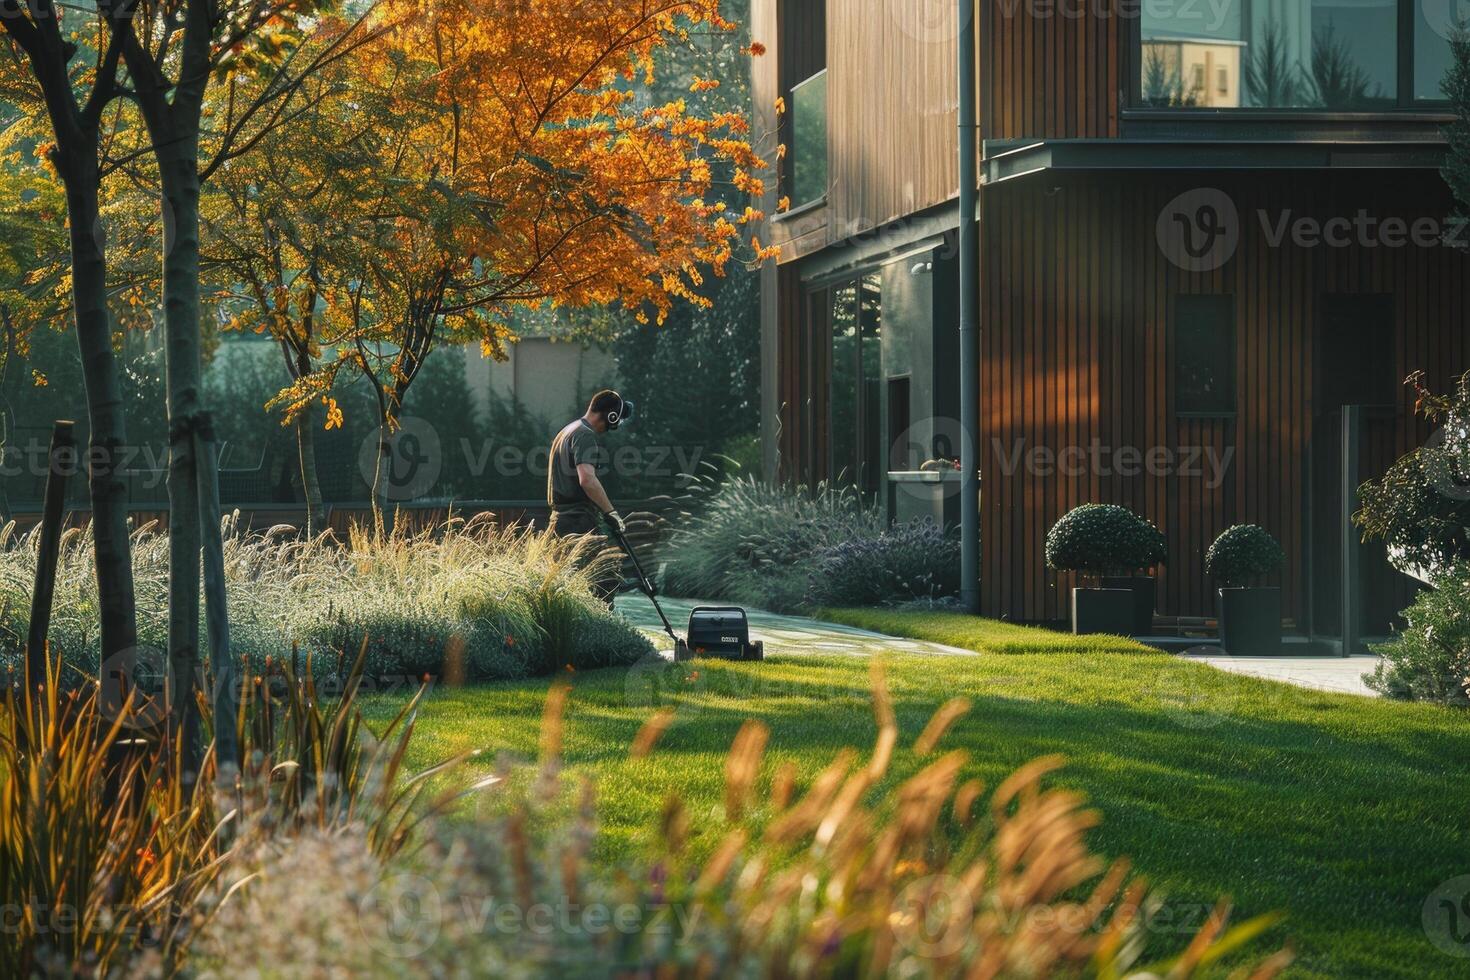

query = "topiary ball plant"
(1130, 516), (1169, 572)
(1045, 504), (1167, 579)
(1205, 524), (1285, 588)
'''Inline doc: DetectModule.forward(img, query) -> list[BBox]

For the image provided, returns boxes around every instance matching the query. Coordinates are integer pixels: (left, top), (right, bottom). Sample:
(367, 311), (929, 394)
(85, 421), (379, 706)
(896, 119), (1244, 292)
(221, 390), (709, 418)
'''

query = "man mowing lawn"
(547, 389), (635, 606)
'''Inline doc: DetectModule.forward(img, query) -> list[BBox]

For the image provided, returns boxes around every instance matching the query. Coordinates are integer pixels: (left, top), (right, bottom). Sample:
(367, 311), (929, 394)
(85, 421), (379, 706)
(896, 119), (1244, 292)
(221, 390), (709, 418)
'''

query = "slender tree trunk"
(61, 156), (140, 699)
(373, 416), (394, 537)
(294, 408), (327, 536)
(158, 143), (209, 787)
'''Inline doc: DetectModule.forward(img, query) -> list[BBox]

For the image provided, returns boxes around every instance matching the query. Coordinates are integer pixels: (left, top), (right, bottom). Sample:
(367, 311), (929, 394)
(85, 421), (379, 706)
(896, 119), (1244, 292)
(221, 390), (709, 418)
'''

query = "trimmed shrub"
(805, 519), (960, 608)
(1045, 504), (1167, 578)
(1205, 524), (1286, 587)
(1368, 568), (1470, 705)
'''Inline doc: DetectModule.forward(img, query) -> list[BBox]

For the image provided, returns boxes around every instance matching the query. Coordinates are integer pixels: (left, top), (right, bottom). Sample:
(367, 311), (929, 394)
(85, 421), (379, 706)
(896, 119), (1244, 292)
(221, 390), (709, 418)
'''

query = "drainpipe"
(957, 0), (981, 614)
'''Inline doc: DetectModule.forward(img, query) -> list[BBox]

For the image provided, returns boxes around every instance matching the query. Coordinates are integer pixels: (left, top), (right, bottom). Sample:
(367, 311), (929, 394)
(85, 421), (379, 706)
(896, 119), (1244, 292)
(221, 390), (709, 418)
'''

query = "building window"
(829, 273), (883, 493)
(1174, 295), (1236, 416)
(790, 70), (829, 206)
(1139, 0), (1449, 109)
(779, 0), (827, 207)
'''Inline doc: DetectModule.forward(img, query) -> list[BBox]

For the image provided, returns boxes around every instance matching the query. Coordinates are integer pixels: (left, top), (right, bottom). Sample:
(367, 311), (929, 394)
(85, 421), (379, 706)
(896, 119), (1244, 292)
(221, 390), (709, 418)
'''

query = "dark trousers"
(549, 508), (620, 606)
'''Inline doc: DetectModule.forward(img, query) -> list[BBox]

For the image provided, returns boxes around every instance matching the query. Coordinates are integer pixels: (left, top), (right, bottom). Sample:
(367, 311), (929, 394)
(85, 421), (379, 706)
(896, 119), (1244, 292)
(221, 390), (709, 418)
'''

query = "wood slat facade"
(980, 171), (1468, 625)
(981, 0), (1122, 139)
(753, 0), (1466, 630)
(760, 0), (961, 264)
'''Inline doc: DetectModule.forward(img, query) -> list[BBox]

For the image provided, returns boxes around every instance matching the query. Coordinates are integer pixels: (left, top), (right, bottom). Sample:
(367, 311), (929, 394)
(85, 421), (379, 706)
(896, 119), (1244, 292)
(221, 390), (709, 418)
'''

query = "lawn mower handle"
(602, 518), (682, 647)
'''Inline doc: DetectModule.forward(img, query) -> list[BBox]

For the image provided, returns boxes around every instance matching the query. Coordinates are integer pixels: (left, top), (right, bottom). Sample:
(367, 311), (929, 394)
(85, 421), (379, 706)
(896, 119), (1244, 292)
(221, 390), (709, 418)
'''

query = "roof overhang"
(982, 139), (1448, 185)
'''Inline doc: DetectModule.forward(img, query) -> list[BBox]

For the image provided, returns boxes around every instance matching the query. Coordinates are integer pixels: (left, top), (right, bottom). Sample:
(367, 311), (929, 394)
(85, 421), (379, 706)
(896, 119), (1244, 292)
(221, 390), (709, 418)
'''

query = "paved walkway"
(1177, 650), (1381, 697)
(619, 596), (1384, 696)
(616, 595), (976, 658)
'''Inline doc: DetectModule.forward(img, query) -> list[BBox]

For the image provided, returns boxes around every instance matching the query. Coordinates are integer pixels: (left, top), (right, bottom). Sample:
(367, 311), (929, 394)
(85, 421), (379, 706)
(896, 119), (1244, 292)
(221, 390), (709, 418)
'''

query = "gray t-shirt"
(547, 419), (606, 508)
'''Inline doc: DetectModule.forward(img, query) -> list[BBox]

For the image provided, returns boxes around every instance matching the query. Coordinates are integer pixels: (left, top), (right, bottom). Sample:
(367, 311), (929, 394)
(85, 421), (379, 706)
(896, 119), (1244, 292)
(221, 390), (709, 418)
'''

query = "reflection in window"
(828, 274), (884, 494)
(830, 284), (858, 484)
(790, 70), (828, 206)
(1415, 3), (1459, 100)
(1141, 0), (1397, 109)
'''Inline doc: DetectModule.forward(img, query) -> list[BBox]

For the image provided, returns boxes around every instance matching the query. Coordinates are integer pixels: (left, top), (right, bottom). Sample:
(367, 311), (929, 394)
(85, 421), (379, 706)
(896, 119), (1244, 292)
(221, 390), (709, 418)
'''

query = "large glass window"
(828, 273), (883, 493)
(790, 70), (829, 206)
(1415, 3), (1460, 100)
(1141, 0), (1421, 109)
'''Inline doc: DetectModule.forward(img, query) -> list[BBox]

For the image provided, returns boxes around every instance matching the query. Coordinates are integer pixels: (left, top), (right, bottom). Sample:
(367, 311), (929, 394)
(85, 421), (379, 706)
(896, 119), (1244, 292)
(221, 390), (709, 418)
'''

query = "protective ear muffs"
(606, 394), (625, 430)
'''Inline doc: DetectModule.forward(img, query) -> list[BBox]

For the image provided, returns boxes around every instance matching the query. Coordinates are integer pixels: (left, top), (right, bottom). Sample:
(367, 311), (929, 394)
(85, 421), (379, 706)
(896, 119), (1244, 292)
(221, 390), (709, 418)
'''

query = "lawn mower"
(604, 519), (764, 663)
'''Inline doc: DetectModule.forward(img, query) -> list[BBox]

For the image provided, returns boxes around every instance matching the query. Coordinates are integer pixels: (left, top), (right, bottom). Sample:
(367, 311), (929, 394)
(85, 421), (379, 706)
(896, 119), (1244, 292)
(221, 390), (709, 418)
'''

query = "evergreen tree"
(1443, 30), (1470, 233)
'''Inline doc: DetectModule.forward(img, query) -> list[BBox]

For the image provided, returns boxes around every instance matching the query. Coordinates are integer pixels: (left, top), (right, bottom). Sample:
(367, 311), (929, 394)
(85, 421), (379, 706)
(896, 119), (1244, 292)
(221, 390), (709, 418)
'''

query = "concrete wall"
(460, 337), (620, 426)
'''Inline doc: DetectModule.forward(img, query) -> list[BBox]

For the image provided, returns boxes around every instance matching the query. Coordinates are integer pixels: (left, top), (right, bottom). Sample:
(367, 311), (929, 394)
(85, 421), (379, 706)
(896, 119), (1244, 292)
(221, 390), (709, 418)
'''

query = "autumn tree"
(0, 3), (141, 681)
(267, 0), (770, 526)
(200, 37), (391, 535)
(104, 1), (380, 780)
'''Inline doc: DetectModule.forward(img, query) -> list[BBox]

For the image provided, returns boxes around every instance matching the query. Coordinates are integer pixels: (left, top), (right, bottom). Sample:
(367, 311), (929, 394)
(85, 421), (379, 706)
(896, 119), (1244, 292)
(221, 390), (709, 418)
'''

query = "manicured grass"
(359, 612), (1470, 980)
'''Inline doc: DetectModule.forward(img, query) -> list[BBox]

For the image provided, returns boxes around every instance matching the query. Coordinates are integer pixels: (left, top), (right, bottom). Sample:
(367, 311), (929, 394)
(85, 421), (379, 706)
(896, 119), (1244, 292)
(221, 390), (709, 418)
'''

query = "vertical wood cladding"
(825, 0), (961, 230)
(980, 171), (1469, 624)
(981, 0), (1122, 140)
(753, 0), (963, 263)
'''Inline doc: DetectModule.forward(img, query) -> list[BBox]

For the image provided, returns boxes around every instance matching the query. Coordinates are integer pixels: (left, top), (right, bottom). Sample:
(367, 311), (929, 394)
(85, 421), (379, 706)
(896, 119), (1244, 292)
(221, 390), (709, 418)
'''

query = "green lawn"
(359, 611), (1470, 980)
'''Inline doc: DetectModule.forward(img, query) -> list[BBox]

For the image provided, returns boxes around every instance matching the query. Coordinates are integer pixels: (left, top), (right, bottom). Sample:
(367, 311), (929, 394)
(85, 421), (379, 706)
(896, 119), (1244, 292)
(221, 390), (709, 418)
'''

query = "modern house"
(751, 0), (1470, 647)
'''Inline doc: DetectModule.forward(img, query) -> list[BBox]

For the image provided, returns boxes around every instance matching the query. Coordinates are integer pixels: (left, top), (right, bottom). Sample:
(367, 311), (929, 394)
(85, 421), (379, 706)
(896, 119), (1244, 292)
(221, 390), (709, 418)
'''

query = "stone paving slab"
(616, 595), (976, 659)
(1177, 651), (1381, 697)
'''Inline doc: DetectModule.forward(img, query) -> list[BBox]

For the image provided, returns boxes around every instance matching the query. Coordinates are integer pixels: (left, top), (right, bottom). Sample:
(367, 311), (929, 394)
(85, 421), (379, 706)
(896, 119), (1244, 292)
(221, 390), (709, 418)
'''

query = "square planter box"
(1101, 575), (1157, 636)
(1217, 587), (1282, 655)
(1072, 588), (1135, 636)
